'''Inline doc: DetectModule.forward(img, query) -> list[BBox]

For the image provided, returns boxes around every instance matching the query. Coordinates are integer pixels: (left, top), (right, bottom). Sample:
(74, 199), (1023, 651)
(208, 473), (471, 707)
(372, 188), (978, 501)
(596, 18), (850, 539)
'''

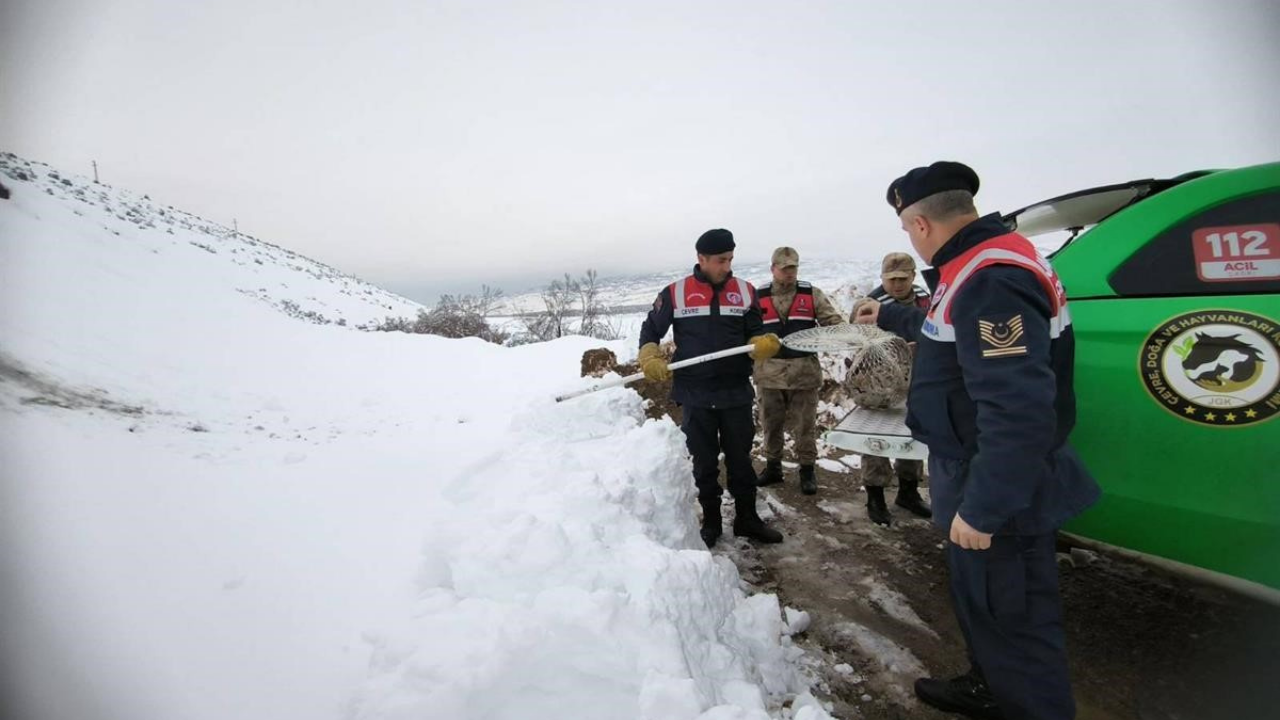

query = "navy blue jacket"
(639, 265), (764, 408)
(878, 214), (1100, 535)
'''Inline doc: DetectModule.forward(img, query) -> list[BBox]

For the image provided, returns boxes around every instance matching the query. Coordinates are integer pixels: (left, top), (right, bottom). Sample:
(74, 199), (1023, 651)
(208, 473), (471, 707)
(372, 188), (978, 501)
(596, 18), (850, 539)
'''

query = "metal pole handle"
(554, 343), (755, 402)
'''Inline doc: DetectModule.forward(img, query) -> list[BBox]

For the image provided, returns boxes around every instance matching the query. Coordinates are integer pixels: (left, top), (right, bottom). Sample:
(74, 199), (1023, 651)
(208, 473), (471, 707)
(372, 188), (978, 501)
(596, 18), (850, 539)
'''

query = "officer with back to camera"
(856, 162), (1100, 720)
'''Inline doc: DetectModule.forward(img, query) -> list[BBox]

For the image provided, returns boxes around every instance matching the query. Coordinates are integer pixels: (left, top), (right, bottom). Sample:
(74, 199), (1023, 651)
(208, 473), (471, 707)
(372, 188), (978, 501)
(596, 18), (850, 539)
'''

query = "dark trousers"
(948, 534), (1075, 720)
(681, 404), (757, 504)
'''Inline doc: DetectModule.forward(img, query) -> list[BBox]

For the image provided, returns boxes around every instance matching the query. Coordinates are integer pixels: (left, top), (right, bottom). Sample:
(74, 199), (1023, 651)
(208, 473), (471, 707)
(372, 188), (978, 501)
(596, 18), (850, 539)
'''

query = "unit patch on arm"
(978, 313), (1027, 358)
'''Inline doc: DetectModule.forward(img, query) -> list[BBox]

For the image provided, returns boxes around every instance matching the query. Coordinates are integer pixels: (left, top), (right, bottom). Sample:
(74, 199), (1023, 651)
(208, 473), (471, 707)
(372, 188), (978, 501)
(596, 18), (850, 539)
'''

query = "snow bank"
(0, 155), (829, 720)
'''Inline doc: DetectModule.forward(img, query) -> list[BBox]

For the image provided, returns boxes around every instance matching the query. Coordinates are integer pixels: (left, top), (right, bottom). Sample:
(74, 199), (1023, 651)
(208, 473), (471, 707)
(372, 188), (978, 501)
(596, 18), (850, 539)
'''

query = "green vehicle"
(1005, 162), (1280, 596)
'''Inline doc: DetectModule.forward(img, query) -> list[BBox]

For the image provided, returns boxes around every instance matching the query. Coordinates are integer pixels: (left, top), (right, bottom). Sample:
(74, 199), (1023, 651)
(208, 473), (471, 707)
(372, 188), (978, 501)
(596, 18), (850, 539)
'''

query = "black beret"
(695, 228), (735, 255)
(886, 161), (980, 215)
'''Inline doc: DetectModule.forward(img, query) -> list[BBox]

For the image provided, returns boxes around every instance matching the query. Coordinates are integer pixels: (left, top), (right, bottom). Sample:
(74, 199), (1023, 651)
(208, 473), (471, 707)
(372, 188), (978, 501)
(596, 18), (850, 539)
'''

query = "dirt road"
(607, 356), (1278, 718)
(720, 460), (1280, 720)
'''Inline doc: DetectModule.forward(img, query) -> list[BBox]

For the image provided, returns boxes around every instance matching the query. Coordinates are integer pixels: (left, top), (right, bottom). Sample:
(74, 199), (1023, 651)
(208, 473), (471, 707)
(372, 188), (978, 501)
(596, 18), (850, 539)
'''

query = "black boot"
(914, 668), (1006, 720)
(756, 459), (784, 487)
(732, 495), (783, 543)
(894, 478), (932, 518)
(866, 486), (892, 526)
(799, 464), (818, 495)
(699, 497), (723, 548)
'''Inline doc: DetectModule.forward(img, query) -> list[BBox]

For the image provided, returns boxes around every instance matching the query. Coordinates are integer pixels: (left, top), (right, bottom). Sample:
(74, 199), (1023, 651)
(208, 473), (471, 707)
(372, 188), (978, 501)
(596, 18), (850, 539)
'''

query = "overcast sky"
(4, 0), (1278, 301)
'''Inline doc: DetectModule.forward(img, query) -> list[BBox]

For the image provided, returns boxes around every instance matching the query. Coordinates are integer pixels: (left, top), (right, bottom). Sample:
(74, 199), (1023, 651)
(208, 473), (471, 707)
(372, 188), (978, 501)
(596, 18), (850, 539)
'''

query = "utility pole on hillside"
(233, 218), (238, 236)
(92, 160), (99, 183)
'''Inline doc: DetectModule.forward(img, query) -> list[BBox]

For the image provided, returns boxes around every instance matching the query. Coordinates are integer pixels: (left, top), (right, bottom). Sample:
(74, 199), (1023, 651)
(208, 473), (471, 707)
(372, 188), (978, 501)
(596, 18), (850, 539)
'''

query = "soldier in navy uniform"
(754, 246), (847, 495)
(638, 228), (785, 548)
(856, 162), (1100, 720)
(851, 252), (934, 524)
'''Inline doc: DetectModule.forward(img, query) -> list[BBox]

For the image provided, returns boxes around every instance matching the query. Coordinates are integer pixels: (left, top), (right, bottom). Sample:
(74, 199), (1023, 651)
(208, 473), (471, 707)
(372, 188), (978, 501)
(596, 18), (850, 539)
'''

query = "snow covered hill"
(0, 154), (834, 720)
(0, 152), (425, 328)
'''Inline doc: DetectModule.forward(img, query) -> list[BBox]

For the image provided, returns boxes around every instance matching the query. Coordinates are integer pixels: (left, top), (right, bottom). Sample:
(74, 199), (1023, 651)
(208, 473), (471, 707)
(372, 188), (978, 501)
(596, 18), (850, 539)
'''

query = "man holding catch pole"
(638, 228), (785, 548)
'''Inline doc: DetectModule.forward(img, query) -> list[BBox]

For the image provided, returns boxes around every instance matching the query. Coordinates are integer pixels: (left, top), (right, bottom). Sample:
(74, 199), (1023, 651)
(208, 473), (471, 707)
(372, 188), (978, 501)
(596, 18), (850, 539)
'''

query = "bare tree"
(520, 269), (621, 342)
(451, 284), (503, 318)
(373, 286), (508, 344)
(576, 269), (603, 338)
(524, 274), (579, 340)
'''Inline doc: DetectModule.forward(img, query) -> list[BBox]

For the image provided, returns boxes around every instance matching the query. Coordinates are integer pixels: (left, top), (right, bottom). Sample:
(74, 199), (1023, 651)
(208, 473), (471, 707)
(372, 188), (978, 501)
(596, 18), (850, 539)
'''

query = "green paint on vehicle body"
(1050, 163), (1280, 590)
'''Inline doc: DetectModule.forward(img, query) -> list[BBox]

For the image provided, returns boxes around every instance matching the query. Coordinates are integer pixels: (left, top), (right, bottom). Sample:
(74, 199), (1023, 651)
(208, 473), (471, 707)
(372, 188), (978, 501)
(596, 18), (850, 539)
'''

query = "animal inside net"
(782, 325), (913, 408)
(844, 336), (912, 408)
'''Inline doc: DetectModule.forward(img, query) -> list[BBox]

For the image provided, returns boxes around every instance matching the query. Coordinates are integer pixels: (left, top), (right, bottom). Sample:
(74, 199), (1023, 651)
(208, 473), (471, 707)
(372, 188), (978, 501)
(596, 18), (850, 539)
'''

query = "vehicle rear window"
(1110, 191), (1280, 297)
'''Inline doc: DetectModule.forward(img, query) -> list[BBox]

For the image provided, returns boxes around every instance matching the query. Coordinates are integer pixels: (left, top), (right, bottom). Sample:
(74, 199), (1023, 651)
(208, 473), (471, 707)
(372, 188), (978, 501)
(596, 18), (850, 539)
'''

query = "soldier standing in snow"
(753, 246), (846, 496)
(856, 162), (1099, 720)
(849, 252), (934, 525)
(638, 228), (785, 548)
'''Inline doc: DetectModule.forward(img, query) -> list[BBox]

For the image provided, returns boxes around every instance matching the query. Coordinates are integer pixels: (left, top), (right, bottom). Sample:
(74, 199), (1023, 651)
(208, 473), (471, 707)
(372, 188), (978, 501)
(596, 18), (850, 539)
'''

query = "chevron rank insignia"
(978, 314), (1027, 358)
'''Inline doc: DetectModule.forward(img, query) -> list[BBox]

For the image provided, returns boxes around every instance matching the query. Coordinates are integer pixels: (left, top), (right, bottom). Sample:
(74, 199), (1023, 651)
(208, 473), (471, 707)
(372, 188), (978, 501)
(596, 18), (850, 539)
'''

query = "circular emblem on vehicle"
(1139, 310), (1280, 426)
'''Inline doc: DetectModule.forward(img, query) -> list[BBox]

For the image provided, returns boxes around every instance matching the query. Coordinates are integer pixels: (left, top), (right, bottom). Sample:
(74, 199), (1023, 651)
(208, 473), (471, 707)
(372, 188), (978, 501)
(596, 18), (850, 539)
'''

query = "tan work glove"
(638, 342), (672, 382)
(749, 333), (782, 360)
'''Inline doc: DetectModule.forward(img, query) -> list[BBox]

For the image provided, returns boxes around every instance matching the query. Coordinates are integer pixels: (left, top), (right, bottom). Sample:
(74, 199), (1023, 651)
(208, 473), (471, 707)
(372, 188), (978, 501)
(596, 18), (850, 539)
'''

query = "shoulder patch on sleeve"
(978, 313), (1028, 358)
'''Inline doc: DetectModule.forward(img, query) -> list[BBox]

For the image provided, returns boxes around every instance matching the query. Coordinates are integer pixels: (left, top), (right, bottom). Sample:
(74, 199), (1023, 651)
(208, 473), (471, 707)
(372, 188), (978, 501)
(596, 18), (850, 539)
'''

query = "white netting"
(780, 325), (913, 408)
(781, 324), (899, 353)
(843, 335), (912, 408)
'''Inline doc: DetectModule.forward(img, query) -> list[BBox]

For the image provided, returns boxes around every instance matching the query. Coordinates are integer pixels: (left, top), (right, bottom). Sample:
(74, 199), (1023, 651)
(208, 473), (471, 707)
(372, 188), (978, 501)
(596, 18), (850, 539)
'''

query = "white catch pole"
(553, 325), (895, 403)
(554, 343), (755, 403)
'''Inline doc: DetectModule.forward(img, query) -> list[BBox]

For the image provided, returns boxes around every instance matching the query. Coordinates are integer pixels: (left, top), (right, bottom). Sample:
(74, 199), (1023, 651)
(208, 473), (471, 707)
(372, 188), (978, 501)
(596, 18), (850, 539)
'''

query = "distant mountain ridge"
(496, 258), (891, 320)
